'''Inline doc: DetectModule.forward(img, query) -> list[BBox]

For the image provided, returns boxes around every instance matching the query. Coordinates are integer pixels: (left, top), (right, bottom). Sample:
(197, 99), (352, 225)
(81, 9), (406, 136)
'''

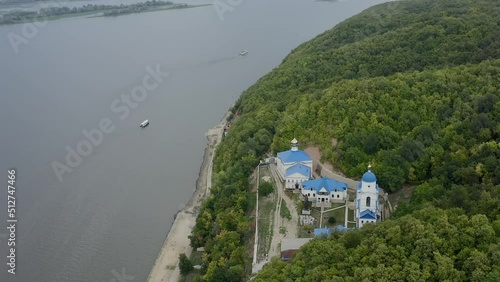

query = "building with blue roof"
(333, 224), (352, 232)
(356, 165), (380, 228)
(301, 177), (348, 207)
(314, 228), (331, 237)
(277, 150), (312, 164)
(276, 139), (313, 189)
(314, 225), (352, 237)
(359, 210), (377, 220)
(286, 164), (311, 178)
(361, 170), (377, 183)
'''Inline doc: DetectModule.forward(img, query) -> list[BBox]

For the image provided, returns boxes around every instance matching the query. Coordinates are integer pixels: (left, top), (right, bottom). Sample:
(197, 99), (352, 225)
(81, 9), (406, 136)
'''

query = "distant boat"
(140, 120), (149, 128)
(239, 50), (248, 56)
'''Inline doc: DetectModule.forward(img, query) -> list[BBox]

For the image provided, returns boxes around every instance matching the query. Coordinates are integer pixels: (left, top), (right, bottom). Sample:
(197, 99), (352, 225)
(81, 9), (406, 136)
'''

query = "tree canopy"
(255, 207), (500, 282)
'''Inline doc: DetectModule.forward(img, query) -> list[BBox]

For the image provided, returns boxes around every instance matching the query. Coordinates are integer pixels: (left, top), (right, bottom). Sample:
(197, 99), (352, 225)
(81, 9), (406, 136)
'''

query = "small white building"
(356, 166), (380, 228)
(300, 177), (348, 207)
(276, 138), (313, 189)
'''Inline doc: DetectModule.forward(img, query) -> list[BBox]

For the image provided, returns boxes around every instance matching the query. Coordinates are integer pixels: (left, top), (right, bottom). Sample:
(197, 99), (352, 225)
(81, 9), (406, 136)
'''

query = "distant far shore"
(0, 0), (81, 5)
(0, 1), (209, 26)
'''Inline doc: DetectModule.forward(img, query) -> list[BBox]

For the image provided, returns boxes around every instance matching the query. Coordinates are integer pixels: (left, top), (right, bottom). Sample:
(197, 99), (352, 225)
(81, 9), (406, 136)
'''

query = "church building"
(276, 138), (313, 189)
(355, 166), (380, 228)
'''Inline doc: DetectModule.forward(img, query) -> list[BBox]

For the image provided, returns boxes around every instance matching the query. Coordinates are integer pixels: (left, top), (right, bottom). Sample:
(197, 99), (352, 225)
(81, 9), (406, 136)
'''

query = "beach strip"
(146, 110), (230, 282)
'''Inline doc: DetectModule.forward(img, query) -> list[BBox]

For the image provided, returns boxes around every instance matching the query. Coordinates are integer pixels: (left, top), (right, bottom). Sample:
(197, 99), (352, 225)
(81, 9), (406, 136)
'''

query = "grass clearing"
(347, 208), (355, 227)
(247, 191), (257, 216)
(280, 200), (291, 220)
(258, 195), (275, 259)
(256, 165), (276, 261)
(309, 202), (347, 228)
(298, 225), (314, 238)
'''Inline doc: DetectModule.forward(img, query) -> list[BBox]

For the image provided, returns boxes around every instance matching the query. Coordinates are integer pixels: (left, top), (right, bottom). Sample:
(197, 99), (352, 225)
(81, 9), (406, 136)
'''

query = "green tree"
(179, 253), (193, 275)
(227, 265), (245, 282)
(259, 181), (273, 197)
(328, 216), (336, 225)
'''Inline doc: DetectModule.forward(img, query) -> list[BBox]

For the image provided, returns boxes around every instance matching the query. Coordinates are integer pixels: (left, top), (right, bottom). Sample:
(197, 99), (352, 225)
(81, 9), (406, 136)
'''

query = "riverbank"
(146, 109), (231, 282)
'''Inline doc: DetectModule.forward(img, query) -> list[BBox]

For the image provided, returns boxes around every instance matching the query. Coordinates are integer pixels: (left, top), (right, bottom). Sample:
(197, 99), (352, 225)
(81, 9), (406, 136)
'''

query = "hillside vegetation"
(255, 207), (500, 281)
(189, 0), (500, 281)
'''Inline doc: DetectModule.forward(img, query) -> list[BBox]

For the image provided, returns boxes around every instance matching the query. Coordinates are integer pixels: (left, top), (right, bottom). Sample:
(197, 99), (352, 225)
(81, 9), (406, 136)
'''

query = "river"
(0, 0), (388, 281)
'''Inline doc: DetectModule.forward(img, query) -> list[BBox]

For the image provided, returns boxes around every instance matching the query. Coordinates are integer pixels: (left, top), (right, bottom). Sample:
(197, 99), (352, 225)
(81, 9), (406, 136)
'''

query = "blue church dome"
(362, 171), (377, 182)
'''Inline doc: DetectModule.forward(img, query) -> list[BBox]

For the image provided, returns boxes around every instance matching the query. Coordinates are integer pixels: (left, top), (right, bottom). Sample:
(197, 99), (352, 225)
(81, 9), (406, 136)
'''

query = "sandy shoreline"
(146, 110), (230, 282)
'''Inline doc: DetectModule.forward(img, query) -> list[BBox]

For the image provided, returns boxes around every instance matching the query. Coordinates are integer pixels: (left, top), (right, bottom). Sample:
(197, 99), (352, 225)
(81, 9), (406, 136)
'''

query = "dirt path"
(281, 192), (299, 239)
(267, 163), (300, 259)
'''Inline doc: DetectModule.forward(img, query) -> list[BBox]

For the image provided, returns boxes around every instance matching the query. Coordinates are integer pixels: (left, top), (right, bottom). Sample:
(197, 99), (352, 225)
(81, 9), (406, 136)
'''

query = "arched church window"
(366, 197), (371, 207)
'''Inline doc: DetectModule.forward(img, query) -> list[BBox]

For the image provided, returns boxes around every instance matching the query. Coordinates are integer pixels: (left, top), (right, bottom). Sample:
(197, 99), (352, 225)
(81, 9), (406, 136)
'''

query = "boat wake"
(203, 55), (239, 66)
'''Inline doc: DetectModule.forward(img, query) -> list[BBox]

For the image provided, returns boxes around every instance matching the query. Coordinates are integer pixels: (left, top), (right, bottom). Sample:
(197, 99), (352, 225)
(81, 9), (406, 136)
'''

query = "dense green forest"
(0, 1), (191, 25)
(255, 207), (500, 281)
(189, 0), (500, 281)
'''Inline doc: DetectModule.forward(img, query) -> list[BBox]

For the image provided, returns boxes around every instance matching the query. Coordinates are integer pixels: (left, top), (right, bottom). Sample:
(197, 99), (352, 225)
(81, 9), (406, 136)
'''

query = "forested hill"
(255, 207), (500, 281)
(189, 0), (500, 281)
